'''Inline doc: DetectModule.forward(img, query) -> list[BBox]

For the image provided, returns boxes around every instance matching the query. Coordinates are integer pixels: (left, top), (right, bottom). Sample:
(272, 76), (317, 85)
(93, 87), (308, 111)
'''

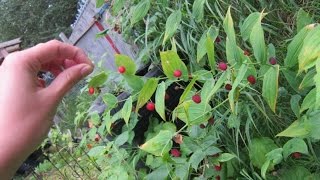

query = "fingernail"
(81, 65), (93, 77)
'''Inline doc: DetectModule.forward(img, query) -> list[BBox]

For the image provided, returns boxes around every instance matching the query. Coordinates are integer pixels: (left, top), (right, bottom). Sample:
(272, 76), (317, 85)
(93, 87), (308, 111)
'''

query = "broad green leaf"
(192, 0), (206, 23)
(299, 68), (316, 90)
(250, 13), (267, 63)
(276, 120), (309, 137)
(102, 93), (118, 109)
(130, 0), (150, 26)
(104, 111), (112, 134)
(240, 12), (260, 41)
(189, 150), (206, 170)
(192, 70), (213, 83)
(175, 163), (190, 180)
(284, 26), (311, 68)
(163, 10), (182, 44)
(229, 63), (248, 112)
(146, 165), (169, 180)
(179, 77), (197, 104)
(298, 26), (320, 72)
(290, 95), (301, 118)
(174, 101), (211, 125)
(90, 112), (100, 126)
(282, 69), (301, 93)
(249, 137), (278, 169)
(88, 146), (107, 157)
(111, 0), (126, 15)
(283, 138), (308, 159)
(314, 60), (320, 108)
(262, 65), (280, 112)
(216, 153), (236, 162)
(123, 75), (144, 92)
(261, 160), (270, 179)
(96, 0), (105, 8)
(160, 51), (188, 81)
(265, 148), (283, 164)
(136, 78), (159, 111)
(201, 79), (215, 104)
(206, 33), (216, 72)
(115, 54), (136, 75)
(197, 27), (218, 63)
(114, 131), (129, 146)
(305, 111), (320, 140)
(300, 88), (316, 113)
(280, 166), (311, 180)
(223, 7), (238, 65)
(88, 72), (108, 87)
(297, 8), (313, 33)
(202, 71), (228, 104)
(267, 43), (276, 58)
(140, 130), (174, 156)
(122, 96), (132, 125)
(155, 82), (166, 121)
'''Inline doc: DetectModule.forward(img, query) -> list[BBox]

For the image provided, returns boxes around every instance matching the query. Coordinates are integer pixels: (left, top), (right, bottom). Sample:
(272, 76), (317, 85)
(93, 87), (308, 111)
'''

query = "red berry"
(118, 66), (126, 74)
(170, 149), (181, 157)
(200, 124), (206, 129)
(214, 164), (222, 171)
(218, 62), (228, 71)
(292, 152), (301, 159)
(208, 118), (215, 125)
(247, 75), (256, 85)
(215, 37), (221, 43)
(269, 57), (277, 65)
(146, 102), (155, 111)
(95, 134), (101, 142)
(244, 50), (250, 56)
(225, 84), (232, 91)
(89, 87), (95, 95)
(174, 70), (182, 78)
(215, 176), (221, 180)
(192, 94), (202, 104)
(165, 93), (170, 100)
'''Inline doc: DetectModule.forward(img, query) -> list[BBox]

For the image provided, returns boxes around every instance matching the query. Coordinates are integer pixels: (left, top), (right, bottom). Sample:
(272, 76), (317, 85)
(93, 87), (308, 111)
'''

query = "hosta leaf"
(240, 12), (260, 41)
(160, 51), (188, 81)
(163, 10), (182, 44)
(115, 54), (136, 75)
(130, 0), (150, 26)
(298, 25), (320, 72)
(284, 26), (311, 68)
(297, 8), (313, 33)
(122, 96), (132, 125)
(136, 78), (159, 111)
(250, 13), (267, 63)
(192, 0), (206, 23)
(262, 65), (280, 112)
(155, 82), (166, 121)
(283, 138), (308, 159)
(88, 72), (108, 87)
(140, 130), (174, 156)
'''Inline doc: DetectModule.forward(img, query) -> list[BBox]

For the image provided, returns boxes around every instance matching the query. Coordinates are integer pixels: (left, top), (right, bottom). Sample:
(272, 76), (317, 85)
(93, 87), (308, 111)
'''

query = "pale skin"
(0, 40), (94, 179)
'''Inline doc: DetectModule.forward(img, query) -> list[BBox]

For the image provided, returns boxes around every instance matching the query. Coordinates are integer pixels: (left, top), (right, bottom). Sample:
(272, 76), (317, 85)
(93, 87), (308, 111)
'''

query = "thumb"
(46, 64), (93, 100)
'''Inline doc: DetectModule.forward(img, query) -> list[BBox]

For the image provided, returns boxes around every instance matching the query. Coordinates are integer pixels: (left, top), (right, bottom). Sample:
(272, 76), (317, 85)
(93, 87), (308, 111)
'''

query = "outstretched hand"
(0, 40), (94, 178)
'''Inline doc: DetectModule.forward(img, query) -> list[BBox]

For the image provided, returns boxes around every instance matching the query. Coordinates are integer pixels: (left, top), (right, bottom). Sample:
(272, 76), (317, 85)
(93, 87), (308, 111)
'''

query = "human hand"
(0, 40), (94, 178)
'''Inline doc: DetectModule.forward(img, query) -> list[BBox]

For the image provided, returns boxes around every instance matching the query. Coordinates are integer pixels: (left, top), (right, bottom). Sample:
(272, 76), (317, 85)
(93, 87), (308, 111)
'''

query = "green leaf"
(261, 160), (270, 179)
(265, 148), (283, 164)
(179, 77), (197, 104)
(280, 166), (311, 180)
(123, 75), (144, 92)
(299, 68), (316, 90)
(197, 27), (218, 63)
(160, 51), (188, 81)
(102, 93), (118, 109)
(282, 69), (301, 93)
(114, 131), (129, 146)
(314, 60), (320, 108)
(284, 26), (311, 68)
(146, 165), (169, 180)
(155, 82), (166, 121)
(250, 13), (267, 63)
(174, 101), (211, 126)
(249, 137), (278, 169)
(300, 88), (316, 113)
(283, 138), (308, 159)
(88, 146), (107, 157)
(90, 112), (100, 126)
(297, 8), (313, 33)
(240, 12), (261, 41)
(111, 0), (126, 14)
(192, 0), (205, 23)
(262, 65), (280, 112)
(140, 130), (174, 156)
(276, 120), (309, 137)
(223, 7), (238, 65)
(175, 163), (190, 180)
(115, 54), (136, 75)
(229, 63), (248, 112)
(216, 153), (236, 162)
(136, 78), (159, 111)
(267, 43), (276, 58)
(202, 71), (228, 104)
(130, 0), (150, 26)
(88, 72), (108, 87)
(299, 26), (320, 72)
(189, 150), (206, 170)
(163, 10), (182, 44)
(206, 33), (216, 72)
(122, 96), (132, 125)
(96, 0), (105, 8)
(290, 95), (301, 118)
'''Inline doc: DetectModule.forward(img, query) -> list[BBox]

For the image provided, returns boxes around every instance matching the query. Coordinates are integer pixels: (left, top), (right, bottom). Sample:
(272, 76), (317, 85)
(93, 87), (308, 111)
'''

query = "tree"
(0, 0), (77, 47)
